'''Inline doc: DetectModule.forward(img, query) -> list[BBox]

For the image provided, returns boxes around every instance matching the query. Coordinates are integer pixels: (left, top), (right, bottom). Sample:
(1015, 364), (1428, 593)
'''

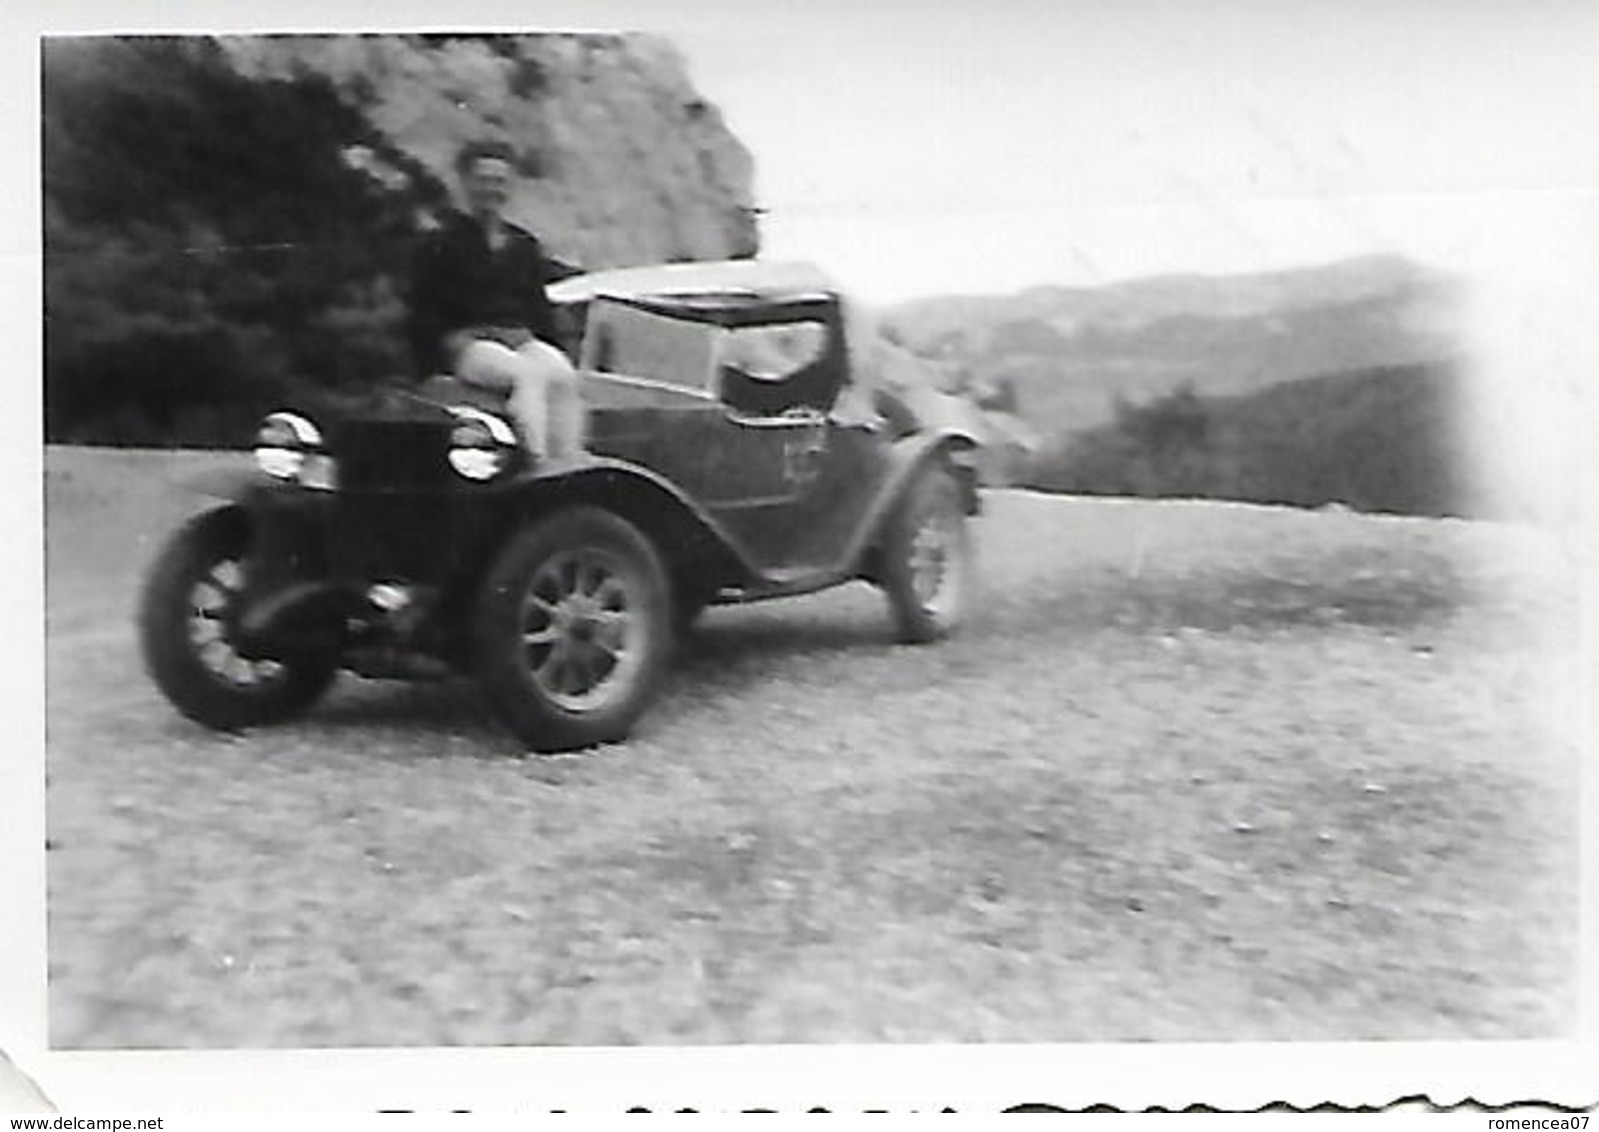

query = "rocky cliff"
(217, 33), (759, 268)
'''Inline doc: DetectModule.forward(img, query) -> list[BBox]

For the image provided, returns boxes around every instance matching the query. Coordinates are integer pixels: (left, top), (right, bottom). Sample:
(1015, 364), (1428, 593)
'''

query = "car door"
(700, 311), (888, 575)
(698, 408), (829, 575)
(783, 407), (892, 572)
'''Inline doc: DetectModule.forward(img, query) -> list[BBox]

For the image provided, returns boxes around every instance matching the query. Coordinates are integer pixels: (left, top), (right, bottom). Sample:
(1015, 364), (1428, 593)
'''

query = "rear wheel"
(139, 507), (338, 730)
(474, 507), (673, 751)
(879, 463), (973, 643)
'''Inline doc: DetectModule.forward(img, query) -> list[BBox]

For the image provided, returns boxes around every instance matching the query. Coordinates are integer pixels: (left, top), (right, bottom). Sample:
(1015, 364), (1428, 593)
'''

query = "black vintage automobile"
(139, 261), (982, 751)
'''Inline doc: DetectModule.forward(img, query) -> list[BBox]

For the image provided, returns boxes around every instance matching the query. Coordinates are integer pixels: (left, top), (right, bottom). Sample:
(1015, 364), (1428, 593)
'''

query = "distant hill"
(1023, 360), (1478, 517)
(879, 255), (1464, 438)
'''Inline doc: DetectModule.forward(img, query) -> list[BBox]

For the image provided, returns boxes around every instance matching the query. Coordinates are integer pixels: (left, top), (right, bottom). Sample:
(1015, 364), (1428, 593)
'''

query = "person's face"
(461, 156), (513, 220)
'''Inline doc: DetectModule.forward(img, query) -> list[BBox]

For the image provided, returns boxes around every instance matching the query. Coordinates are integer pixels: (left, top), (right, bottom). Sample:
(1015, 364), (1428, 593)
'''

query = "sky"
(640, 0), (1599, 302)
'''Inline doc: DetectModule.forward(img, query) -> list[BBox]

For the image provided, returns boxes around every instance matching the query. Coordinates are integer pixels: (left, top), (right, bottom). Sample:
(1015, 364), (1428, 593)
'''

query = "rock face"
(219, 33), (759, 269)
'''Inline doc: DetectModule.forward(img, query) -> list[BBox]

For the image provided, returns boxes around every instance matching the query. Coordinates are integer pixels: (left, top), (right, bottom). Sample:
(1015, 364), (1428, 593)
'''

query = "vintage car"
(139, 260), (982, 751)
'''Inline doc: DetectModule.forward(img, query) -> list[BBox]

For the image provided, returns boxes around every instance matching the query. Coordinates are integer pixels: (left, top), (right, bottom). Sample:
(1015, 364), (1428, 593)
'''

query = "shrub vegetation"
(44, 37), (443, 446)
(1022, 363), (1473, 517)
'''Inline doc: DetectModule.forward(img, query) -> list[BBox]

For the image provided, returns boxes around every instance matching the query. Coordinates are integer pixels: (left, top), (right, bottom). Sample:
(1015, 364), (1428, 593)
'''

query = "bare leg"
(514, 338), (585, 459)
(455, 338), (583, 460)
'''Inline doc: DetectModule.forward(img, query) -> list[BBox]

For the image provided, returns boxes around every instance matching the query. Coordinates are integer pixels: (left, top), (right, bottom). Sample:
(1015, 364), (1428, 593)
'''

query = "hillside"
(880, 255), (1464, 437)
(1025, 361), (1477, 517)
(43, 33), (756, 447)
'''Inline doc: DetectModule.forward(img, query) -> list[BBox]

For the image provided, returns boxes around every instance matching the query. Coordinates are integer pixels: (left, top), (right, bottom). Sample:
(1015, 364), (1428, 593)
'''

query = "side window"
(581, 301), (718, 392)
(717, 320), (832, 417)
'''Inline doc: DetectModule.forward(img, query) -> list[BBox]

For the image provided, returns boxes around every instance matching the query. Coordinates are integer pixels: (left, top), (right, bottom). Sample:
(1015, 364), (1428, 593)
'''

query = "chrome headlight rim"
(447, 405), (518, 481)
(254, 411), (334, 487)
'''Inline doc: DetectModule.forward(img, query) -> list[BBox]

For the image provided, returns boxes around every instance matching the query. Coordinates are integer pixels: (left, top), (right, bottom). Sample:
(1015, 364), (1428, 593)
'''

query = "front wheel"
(139, 507), (338, 731)
(474, 507), (673, 751)
(879, 463), (973, 643)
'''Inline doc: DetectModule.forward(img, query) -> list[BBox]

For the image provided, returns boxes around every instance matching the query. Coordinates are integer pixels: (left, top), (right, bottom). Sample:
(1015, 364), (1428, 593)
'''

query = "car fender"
(845, 426), (981, 573)
(493, 455), (766, 582)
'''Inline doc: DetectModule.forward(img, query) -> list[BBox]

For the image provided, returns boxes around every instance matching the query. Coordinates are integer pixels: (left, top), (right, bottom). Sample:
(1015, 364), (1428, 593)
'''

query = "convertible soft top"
(550, 258), (991, 443)
(551, 257), (892, 343)
(547, 259), (839, 306)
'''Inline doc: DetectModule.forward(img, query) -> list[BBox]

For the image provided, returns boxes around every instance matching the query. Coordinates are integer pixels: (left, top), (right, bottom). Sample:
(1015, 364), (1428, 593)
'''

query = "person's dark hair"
(455, 139), (517, 174)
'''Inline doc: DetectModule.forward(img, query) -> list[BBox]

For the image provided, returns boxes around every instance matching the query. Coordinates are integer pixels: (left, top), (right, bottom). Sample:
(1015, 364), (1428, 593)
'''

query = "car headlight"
(254, 411), (336, 489)
(447, 406), (518, 480)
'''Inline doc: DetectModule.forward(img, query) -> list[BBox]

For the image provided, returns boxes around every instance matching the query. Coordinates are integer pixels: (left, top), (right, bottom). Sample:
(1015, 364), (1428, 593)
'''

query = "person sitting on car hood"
(406, 139), (584, 461)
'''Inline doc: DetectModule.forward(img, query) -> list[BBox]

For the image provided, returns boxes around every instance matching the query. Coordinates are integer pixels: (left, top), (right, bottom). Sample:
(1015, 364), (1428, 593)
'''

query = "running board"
(713, 566), (861, 604)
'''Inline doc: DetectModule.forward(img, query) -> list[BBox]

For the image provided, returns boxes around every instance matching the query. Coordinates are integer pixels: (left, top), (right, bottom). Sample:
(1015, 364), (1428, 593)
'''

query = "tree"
(43, 37), (444, 445)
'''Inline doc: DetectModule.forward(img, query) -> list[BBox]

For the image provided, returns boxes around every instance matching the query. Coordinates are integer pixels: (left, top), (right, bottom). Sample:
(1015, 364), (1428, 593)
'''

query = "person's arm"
(510, 233), (566, 348)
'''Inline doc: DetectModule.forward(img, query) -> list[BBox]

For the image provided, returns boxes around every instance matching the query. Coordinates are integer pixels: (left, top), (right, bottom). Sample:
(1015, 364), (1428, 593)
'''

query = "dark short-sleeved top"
(406, 211), (561, 375)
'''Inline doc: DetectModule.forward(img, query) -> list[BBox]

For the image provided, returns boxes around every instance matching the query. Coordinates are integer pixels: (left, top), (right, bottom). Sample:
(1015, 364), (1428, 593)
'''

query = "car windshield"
(715, 319), (837, 417)
(718, 321), (827, 382)
(581, 300), (717, 392)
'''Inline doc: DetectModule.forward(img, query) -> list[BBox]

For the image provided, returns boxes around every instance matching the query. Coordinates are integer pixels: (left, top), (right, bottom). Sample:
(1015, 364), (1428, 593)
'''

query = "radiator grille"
(333, 418), (453, 493)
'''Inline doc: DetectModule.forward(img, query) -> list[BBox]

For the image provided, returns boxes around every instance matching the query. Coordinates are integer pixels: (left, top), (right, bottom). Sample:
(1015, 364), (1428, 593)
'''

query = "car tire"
(880, 461), (972, 644)
(474, 507), (674, 751)
(139, 506), (338, 731)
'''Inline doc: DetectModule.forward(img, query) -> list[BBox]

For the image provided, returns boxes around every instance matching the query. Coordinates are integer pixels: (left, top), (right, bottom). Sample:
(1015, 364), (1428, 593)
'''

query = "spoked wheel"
(880, 462), (973, 643)
(519, 550), (647, 711)
(474, 507), (672, 751)
(139, 506), (337, 730)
